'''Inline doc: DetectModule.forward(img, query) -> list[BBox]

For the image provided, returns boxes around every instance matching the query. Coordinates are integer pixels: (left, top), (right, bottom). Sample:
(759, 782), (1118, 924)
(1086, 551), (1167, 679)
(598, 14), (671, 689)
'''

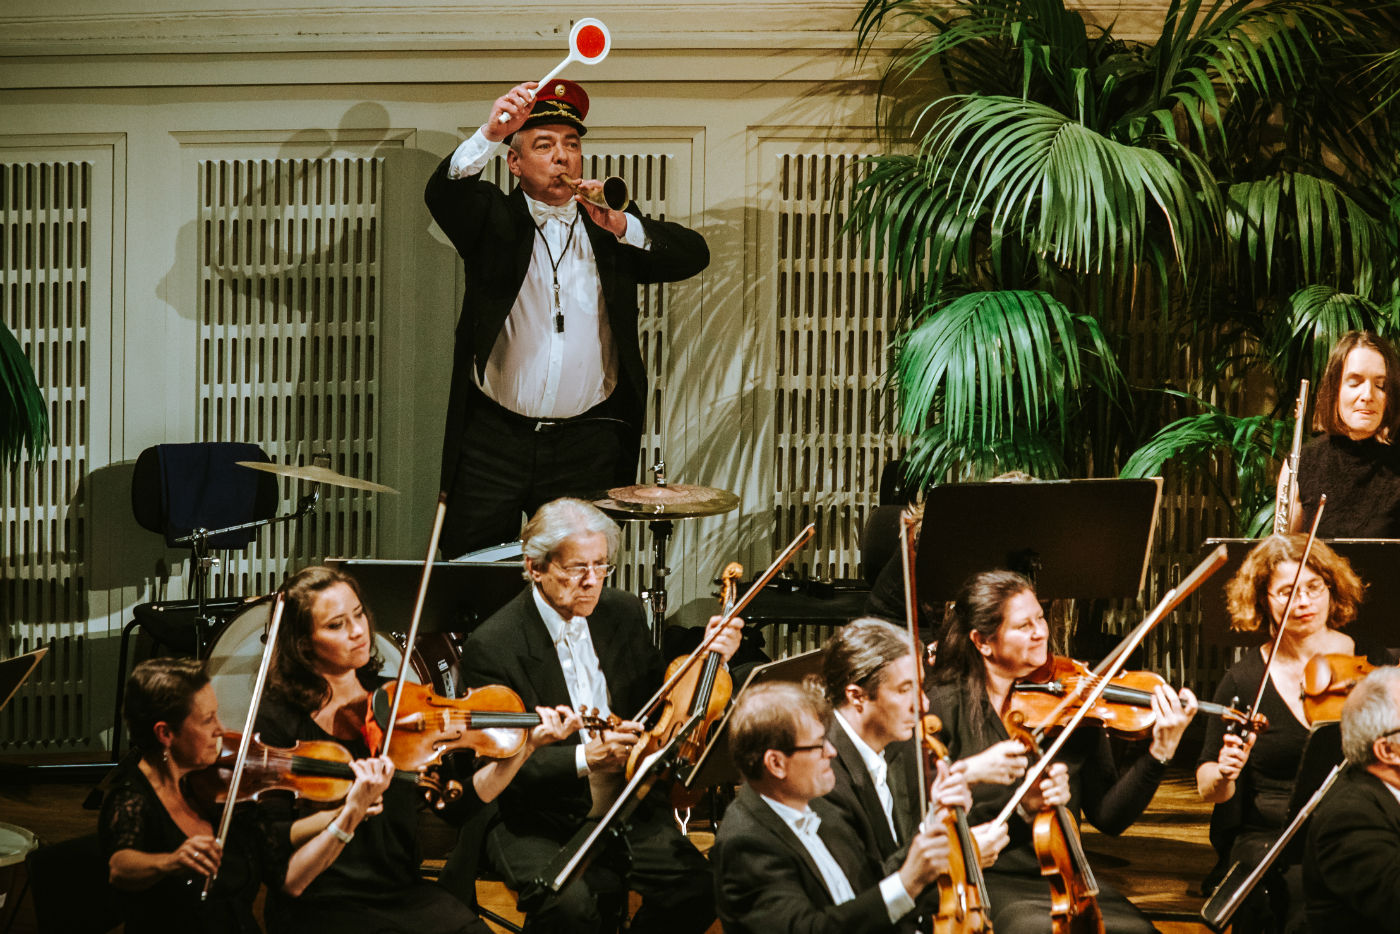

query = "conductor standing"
(425, 80), (710, 557)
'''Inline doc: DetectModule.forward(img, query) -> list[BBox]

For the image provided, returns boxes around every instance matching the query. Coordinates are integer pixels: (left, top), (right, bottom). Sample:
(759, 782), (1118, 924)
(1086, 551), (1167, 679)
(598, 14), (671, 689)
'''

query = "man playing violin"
(424, 78), (710, 558)
(1304, 667), (1400, 933)
(819, 617), (1009, 872)
(457, 497), (743, 933)
(712, 680), (968, 933)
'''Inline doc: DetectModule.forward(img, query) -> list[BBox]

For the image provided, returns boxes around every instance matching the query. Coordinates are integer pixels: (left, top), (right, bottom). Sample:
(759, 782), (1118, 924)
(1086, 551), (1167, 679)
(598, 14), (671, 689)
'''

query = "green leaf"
(0, 322), (48, 466)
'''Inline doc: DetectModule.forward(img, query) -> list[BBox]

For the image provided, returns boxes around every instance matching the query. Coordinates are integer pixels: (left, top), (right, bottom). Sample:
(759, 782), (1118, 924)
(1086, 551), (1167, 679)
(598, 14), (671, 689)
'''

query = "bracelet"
(326, 819), (354, 845)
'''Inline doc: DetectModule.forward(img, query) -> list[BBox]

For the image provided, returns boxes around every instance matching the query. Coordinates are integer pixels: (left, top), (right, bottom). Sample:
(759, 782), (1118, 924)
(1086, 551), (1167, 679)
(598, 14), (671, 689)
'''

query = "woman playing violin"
(1291, 330), (1400, 537)
(255, 565), (582, 934)
(1196, 534), (1362, 934)
(929, 570), (1198, 934)
(100, 657), (393, 934)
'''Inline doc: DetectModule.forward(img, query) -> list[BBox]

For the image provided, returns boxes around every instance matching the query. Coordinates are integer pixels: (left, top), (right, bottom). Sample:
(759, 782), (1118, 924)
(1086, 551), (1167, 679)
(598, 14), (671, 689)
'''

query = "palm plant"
(0, 321), (45, 466)
(850, 0), (1400, 529)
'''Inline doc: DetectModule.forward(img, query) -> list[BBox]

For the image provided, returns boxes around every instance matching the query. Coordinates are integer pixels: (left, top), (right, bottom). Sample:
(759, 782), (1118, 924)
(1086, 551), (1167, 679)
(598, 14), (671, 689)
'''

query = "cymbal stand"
(170, 481), (322, 658)
(638, 460), (671, 649)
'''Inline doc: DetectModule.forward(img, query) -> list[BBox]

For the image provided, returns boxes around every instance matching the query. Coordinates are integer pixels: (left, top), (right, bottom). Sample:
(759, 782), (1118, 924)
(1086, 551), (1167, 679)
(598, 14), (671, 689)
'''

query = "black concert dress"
(1197, 649), (1310, 934)
(254, 674), (488, 934)
(98, 757), (289, 934)
(1296, 434), (1400, 538)
(927, 681), (1164, 934)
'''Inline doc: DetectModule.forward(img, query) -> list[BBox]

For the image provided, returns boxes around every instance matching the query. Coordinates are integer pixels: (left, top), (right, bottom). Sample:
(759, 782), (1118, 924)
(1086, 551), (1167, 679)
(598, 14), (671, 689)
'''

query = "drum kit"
(194, 454), (739, 719)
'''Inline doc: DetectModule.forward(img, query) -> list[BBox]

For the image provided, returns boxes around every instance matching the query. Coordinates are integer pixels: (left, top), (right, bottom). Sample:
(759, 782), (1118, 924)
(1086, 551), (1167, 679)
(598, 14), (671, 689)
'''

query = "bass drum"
(206, 598), (460, 731)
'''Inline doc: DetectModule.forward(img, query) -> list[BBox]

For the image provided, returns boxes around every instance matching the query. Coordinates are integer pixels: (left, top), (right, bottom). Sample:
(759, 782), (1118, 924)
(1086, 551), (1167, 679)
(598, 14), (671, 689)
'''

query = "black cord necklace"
(535, 208), (579, 334)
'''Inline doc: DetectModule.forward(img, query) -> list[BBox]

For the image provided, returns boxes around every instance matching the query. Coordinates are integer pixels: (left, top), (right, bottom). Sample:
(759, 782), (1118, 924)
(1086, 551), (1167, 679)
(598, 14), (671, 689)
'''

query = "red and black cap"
(520, 79), (590, 136)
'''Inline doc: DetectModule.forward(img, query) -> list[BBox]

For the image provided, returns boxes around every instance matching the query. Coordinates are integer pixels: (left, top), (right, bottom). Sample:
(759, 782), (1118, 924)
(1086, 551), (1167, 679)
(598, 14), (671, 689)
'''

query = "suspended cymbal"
(237, 461), (398, 495)
(595, 483), (738, 519)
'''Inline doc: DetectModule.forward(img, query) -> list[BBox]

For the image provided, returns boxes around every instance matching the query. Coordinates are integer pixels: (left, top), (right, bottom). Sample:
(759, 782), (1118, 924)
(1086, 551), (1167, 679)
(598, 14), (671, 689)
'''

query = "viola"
(1002, 711), (1104, 934)
(922, 715), (990, 934)
(1302, 653), (1379, 724)
(625, 563), (741, 808)
(1009, 655), (1268, 740)
(187, 731), (421, 806)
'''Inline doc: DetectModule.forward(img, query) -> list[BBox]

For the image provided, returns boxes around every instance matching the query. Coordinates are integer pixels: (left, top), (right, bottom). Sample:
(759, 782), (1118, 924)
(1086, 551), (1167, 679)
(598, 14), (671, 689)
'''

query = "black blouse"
(927, 678), (1167, 874)
(254, 674), (483, 932)
(1297, 434), (1400, 538)
(98, 757), (289, 934)
(1197, 649), (1310, 842)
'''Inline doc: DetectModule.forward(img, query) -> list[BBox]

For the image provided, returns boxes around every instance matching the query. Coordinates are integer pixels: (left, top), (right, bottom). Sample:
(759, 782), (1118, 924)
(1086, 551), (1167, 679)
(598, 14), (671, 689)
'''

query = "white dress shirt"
(835, 710), (899, 841)
(448, 129), (650, 419)
(759, 794), (916, 923)
(532, 585), (611, 776)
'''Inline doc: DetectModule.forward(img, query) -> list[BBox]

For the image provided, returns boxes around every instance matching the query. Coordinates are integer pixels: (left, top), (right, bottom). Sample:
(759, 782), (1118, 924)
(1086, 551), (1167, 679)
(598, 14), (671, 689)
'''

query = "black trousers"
(983, 869), (1158, 934)
(484, 805), (714, 934)
(440, 392), (632, 558)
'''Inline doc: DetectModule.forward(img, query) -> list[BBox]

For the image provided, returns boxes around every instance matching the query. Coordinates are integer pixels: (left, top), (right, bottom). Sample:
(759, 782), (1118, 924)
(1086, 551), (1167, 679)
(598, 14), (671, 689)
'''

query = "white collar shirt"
(447, 129), (651, 419)
(532, 585), (611, 734)
(835, 710), (899, 840)
(759, 795), (857, 906)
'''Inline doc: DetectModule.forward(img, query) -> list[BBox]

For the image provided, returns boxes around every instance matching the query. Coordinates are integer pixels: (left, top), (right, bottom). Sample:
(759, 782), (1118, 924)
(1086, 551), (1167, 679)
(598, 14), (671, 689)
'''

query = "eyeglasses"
(554, 563), (615, 582)
(1268, 579), (1329, 604)
(783, 742), (828, 756)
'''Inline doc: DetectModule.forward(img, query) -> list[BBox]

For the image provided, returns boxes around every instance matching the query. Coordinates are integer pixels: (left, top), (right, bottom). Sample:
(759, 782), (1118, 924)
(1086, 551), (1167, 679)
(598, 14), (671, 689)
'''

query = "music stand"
(325, 559), (524, 634)
(0, 647), (47, 714)
(915, 478), (1162, 603)
(684, 648), (824, 791)
(1288, 721), (1344, 820)
(1199, 539), (1400, 658)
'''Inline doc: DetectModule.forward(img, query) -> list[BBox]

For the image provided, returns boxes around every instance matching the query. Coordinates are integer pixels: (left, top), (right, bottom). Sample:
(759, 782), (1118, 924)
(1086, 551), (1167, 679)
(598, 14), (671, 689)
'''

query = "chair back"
(131, 442), (278, 548)
(26, 834), (119, 934)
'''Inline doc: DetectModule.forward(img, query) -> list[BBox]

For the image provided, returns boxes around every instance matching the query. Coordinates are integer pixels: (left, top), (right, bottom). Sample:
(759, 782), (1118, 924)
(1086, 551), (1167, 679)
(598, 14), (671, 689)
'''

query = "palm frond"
(927, 95), (1219, 283)
(1262, 286), (1400, 386)
(0, 322), (47, 466)
(902, 424), (1068, 484)
(894, 289), (1120, 448)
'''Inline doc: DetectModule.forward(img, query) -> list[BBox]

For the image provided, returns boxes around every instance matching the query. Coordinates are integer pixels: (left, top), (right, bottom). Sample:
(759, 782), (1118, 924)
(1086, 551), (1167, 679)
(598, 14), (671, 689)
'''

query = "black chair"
(860, 503), (903, 586)
(112, 442), (279, 758)
(24, 834), (119, 934)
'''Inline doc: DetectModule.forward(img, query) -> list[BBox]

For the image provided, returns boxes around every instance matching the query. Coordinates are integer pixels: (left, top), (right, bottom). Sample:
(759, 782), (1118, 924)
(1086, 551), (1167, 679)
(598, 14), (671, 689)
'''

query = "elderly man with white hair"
(1303, 666), (1400, 933)
(456, 497), (742, 934)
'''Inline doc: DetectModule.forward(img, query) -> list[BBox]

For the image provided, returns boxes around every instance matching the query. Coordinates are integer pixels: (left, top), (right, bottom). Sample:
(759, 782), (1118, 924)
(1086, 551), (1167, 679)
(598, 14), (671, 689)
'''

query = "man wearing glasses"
(1303, 666), (1400, 932)
(457, 497), (742, 933)
(712, 680), (967, 933)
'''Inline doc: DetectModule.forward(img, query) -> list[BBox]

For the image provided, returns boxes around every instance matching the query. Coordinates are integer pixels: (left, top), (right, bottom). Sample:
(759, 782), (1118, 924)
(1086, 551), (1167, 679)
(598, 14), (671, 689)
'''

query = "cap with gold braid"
(516, 79), (590, 137)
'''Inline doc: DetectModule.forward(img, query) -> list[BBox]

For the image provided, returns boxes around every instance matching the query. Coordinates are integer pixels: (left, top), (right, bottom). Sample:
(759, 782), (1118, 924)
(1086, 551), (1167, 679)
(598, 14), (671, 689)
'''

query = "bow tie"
(531, 200), (579, 226)
(560, 617), (590, 645)
(793, 810), (821, 836)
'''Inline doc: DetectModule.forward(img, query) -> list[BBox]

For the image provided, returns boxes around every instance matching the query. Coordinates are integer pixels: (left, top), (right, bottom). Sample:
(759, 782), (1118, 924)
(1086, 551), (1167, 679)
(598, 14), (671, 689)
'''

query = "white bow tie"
(793, 809), (821, 836)
(531, 200), (579, 226)
(561, 617), (590, 645)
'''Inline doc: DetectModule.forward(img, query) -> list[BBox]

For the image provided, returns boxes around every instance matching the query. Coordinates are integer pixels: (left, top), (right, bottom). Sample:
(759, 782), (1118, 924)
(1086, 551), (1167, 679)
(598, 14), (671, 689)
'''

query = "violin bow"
(990, 544), (1229, 831)
(898, 509), (929, 823)
(630, 523), (814, 724)
(380, 492), (449, 753)
(1244, 496), (1326, 729)
(203, 591), (286, 900)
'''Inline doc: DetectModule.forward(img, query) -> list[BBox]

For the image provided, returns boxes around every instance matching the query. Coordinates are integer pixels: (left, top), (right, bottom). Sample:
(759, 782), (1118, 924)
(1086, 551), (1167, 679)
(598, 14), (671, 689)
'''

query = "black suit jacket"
(824, 720), (918, 870)
(423, 154), (710, 491)
(459, 586), (663, 835)
(1304, 766), (1400, 933)
(713, 784), (904, 934)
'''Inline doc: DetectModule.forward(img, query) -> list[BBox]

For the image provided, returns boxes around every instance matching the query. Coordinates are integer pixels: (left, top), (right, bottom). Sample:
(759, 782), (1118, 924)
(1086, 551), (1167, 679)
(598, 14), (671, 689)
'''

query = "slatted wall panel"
(196, 155), (382, 597)
(0, 159), (93, 750)
(474, 149), (674, 596)
(772, 152), (899, 588)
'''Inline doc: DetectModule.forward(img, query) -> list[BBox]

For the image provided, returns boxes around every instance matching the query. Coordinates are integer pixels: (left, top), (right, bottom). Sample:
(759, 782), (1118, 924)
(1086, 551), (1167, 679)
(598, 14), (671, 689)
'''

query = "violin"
(921, 715), (990, 934)
(625, 563), (740, 808)
(371, 680), (610, 766)
(1002, 711), (1104, 934)
(1302, 653), (1379, 724)
(187, 731), (421, 806)
(1009, 655), (1267, 739)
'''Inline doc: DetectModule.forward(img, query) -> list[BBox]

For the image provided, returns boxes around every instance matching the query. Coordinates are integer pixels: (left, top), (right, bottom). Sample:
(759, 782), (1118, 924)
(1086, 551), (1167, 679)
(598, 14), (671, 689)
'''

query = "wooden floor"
(0, 766), (1218, 934)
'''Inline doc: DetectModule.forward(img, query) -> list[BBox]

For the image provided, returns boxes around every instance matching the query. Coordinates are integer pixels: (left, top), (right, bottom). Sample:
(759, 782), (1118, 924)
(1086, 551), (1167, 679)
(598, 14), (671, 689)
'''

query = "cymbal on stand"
(237, 461), (398, 495)
(594, 483), (738, 520)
